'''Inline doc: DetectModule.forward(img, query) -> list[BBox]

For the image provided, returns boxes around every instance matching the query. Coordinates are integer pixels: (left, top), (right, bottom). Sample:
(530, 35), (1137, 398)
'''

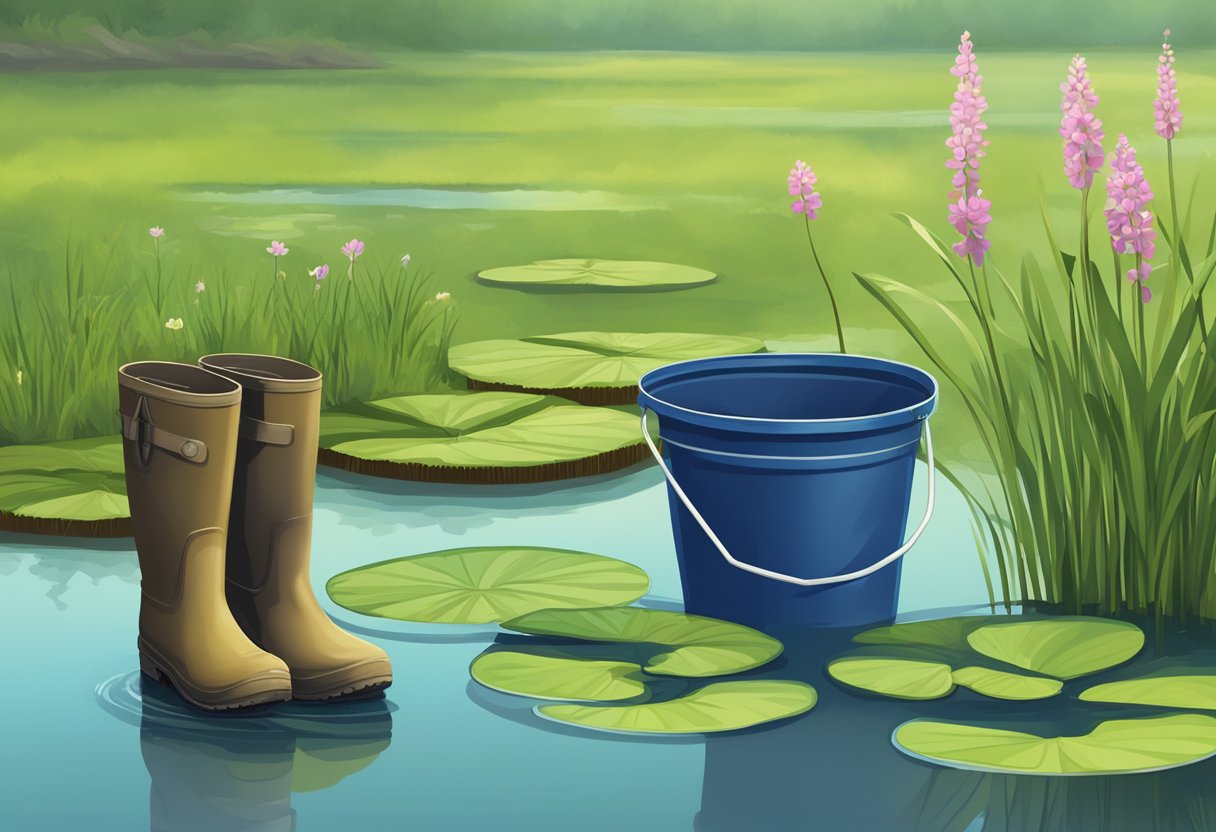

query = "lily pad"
(966, 617), (1144, 680)
(326, 547), (650, 624)
(536, 680), (816, 735)
(893, 714), (1216, 775)
(317, 391), (648, 483)
(477, 259), (716, 290)
(470, 650), (647, 702)
(951, 667), (1063, 701)
(501, 606), (783, 678)
(827, 657), (956, 700)
(1080, 675), (1216, 711)
(0, 436), (130, 537)
(449, 332), (765, 405)
(854, 616), (992, 650)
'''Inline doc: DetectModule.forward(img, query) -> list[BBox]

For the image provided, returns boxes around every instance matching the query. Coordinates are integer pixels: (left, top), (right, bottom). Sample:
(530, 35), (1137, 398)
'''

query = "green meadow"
(2, 48), (1214, 453)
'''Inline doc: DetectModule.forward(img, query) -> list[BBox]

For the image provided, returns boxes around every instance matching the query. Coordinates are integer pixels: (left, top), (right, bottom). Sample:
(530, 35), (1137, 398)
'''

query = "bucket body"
(638, 353), (937, 630)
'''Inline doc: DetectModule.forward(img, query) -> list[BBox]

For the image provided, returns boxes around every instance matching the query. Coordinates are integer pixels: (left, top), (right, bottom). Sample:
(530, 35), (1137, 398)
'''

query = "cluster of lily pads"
(326, 546), (816, 735)
(829, 615), (1216, 775)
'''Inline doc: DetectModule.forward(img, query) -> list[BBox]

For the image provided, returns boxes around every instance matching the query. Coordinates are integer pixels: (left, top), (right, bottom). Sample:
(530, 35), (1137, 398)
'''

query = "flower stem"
(1112, 249), (1123, 323)
(1135, 254), (1148, 369)
(803, 215), (846, 353)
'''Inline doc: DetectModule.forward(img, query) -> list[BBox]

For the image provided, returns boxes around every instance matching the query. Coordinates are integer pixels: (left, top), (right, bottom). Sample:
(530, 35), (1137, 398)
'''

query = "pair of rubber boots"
(119, 354), (392, 711)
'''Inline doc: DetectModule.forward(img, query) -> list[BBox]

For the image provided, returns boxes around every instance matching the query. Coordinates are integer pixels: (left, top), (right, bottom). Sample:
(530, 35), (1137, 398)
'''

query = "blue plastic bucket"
(638, 353), (938, 629)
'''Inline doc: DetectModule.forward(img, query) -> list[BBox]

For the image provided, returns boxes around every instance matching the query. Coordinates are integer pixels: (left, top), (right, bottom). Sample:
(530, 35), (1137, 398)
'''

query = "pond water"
(4, 462), (1211, 831)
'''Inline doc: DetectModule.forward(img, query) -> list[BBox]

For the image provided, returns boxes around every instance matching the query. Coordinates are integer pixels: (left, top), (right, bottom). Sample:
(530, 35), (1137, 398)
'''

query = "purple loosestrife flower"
(1060, 55), (1105, 190)
(1104, 134), (1156, 304)
(1155, 29), (1182, 140)
(945, 31), (992, 266)
(788, 160), (822, 219)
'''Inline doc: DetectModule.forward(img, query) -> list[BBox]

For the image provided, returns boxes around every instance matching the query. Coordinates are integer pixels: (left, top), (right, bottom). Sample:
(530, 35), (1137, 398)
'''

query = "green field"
(2, 49), (1214, 453)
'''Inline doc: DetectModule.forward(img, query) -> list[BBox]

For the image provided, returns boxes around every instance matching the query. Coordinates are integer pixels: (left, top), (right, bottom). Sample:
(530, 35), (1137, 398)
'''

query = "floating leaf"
(318, 391), (646, 482)
(853, 616), (992, 650)
(893, 714), (1216, 775)
(501, 606), (782, 677)
(951, 666), (1063, 701)
(966, 617), (1144, 679)
(0, 436), (130, 534)
(449, 331), (764, 401)
(478, 259), (716, 289)
(1080, 675), (1216, 711)
(470, 650), (646, 702)
(827, 657), (956, 700)
(537, 680), (816, 735)
(326, 547), (650, 624)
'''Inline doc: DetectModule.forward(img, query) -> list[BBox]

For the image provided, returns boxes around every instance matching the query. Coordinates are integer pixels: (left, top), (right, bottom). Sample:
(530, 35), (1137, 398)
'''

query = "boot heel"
(139, 652), (169, 686)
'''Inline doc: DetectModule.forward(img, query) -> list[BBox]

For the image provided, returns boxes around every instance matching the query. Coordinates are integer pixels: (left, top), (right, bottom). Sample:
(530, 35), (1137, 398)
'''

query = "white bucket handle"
(640, 408), (935, 587)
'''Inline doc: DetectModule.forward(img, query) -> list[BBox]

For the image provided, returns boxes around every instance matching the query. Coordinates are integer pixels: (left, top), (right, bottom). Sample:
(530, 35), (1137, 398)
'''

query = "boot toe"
(290, 651), (393, 701)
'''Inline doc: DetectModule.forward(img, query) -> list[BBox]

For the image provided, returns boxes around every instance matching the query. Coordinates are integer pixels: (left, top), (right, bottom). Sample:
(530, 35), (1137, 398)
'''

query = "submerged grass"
(0, 237), (455, 444)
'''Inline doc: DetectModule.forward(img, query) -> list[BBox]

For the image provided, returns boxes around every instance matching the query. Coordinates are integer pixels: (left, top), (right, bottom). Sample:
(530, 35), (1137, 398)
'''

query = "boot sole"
(139, 641), (293, 712)
(291, 658), (394, 702)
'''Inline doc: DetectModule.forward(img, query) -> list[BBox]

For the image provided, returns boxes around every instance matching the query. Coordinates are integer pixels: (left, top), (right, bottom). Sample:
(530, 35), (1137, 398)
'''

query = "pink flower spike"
(1142, 285), (1152, 304)
(309, 264), (330, 282)
(787, 160), (822, 220)
(946, 31), (991, 264)
(1154, 29), (1182, 140)
(149, 226), (165, 238)
(1104, 135), (1157, 286)
(1060, 55), (1105, 190)
(267, 241), (288, 256)
(341, 239), (365, 259)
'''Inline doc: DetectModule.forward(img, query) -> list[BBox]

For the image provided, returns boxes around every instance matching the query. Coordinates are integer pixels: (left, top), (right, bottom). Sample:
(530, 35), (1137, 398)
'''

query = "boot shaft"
(197, 354), (322, 592)
(118, 362), (242, 605)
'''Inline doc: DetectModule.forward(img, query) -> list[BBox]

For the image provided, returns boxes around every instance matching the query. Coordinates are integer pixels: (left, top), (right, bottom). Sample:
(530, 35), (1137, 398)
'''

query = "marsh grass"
(0, 242), (455, 444)
(860, 194), (1216, 629)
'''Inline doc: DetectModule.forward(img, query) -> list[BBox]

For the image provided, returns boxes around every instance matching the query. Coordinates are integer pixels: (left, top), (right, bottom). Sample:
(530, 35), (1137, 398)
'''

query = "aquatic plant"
(856, 34), (1216, 630)
(946, 31), (991, 266)
(0, 231), (455, 444)
(788, 159), (846, 352)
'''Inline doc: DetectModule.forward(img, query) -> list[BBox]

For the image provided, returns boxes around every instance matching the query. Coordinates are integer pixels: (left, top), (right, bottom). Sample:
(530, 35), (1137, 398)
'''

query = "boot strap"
(239, 416), (295, 447)
(121, 413), (209, 464)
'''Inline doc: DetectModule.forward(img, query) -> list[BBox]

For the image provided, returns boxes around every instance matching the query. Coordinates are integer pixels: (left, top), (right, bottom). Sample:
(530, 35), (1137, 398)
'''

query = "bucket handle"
(640, 408), (935, 587)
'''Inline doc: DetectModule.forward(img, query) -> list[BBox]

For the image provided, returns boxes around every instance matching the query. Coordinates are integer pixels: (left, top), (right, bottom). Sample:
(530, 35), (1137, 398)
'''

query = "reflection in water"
(906, 762), (1216, 832)
(137, 678), (392, 832)
(0, 535), (139, 610)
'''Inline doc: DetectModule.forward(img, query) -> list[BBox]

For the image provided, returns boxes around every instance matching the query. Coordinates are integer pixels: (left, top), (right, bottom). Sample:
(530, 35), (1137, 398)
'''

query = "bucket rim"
(637, 352), (938, 428)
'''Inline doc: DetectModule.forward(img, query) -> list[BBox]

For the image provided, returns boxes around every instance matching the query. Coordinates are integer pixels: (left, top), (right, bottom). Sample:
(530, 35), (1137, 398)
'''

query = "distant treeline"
(2, 0), (1212, 50)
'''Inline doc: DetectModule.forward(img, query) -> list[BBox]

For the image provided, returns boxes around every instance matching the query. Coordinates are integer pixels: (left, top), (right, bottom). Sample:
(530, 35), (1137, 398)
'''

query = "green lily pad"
(827, 657), (956, 700)
(1080, 675), (1216, 711)
(0, 436), (130, 536)
(478, 259), (716, 290)
(501, 606), (782, 678)
(325, 547), (650, 625)
(470, 650), (647, 702)
(951, 666), (1063, 701)
(966, 617), (1144, 680)
(854, 616), (992, 650)
(536, 680), (816, 735)
(449, 331), (765, 404)
(893, 714), (1216, 775)
(317, 391), (647, 483)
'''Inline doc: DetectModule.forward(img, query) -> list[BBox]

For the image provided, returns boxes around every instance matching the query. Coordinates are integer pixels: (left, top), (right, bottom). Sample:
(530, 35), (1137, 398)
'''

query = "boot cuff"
(198, 354), (323, 393)
(119, 362), (242, 407)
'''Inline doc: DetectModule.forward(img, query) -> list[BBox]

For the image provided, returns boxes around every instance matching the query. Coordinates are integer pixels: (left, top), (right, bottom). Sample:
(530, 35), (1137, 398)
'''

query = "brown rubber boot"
(119, 362), (293, 711)
(198, 354), (393, 701)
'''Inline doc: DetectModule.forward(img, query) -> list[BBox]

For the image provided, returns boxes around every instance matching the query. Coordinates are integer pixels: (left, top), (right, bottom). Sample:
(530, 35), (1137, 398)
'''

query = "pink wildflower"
(1154, 30), (1182, 140)
(310, 264), (330, 282)
(1060, 55), (1105, 190)
(266, 241), (288, 256)
(946, 31), (992, 265)
(1105, 134), (1155, 304)
(149, 226), (165, 238)
(787, 160), (822, 219)
(341, 239), (365, 259)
